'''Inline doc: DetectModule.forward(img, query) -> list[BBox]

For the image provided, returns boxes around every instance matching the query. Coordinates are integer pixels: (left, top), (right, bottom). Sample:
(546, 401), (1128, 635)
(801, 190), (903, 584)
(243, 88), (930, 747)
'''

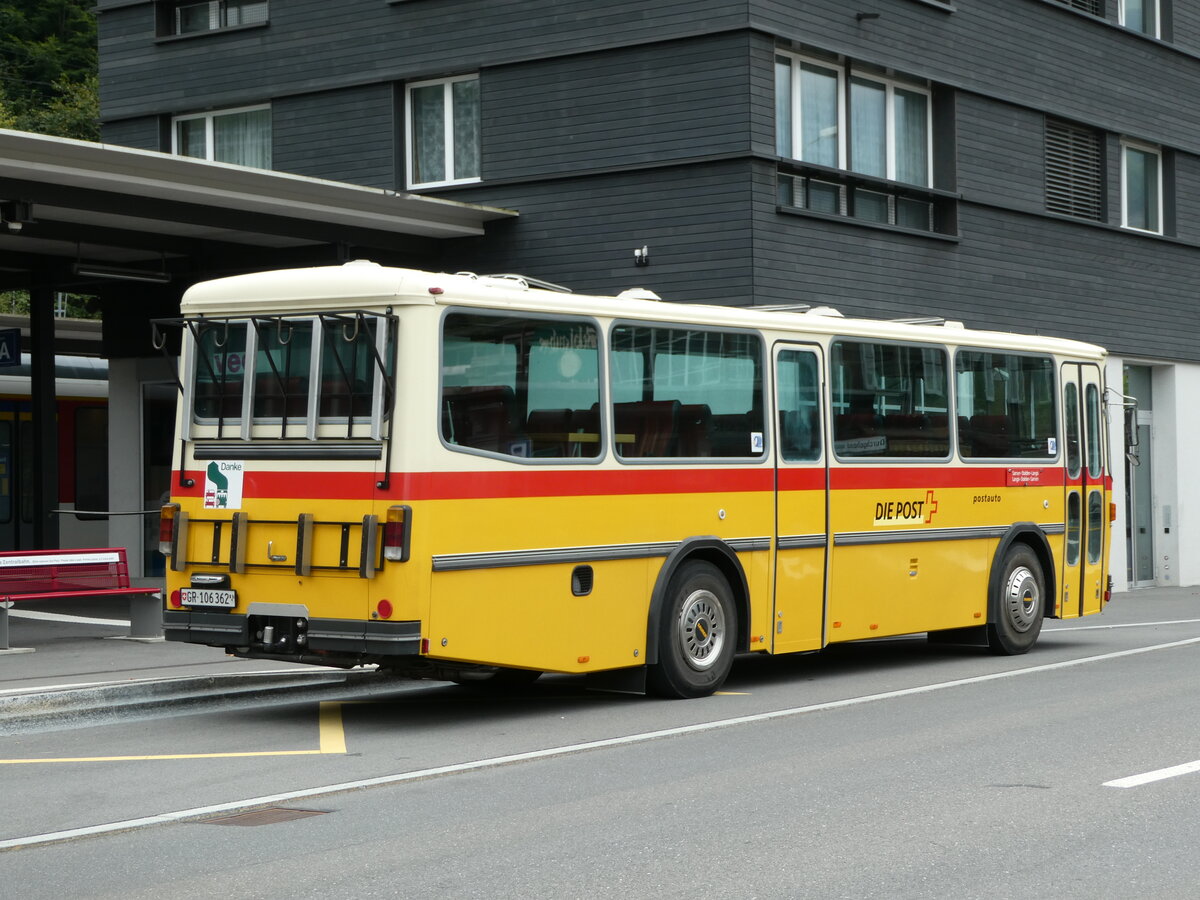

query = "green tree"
(0, 0), (98, 140)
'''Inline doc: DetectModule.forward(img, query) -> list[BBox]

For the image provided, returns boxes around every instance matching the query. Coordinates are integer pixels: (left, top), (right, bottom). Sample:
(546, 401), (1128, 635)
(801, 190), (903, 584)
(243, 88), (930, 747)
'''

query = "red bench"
(0, 547), (162, 651)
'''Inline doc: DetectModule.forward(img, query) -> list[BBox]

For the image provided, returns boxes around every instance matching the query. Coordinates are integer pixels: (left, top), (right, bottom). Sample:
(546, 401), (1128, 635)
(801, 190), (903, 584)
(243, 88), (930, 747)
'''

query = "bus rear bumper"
(163, 609), (422, 659)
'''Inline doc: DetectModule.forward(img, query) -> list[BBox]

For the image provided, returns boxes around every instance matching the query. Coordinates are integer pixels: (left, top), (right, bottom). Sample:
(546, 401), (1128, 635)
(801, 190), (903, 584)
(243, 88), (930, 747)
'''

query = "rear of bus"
(159, 262), (424, 668)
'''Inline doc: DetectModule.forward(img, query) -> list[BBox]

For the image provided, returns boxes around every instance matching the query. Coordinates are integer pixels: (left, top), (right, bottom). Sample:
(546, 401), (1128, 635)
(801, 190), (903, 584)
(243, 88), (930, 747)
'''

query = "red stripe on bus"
(172, 464), (1069, 502)
(174, 468), (776, 501)
(830, 467), (1065, 490)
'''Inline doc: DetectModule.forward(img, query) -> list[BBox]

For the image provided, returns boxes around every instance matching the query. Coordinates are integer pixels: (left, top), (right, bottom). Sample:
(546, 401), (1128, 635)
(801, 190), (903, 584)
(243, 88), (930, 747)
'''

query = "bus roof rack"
(892, 316), (949, 326)
(755, 303), (812, 312)
(617, 288), (662, 301)
(484, 273), (574, 293)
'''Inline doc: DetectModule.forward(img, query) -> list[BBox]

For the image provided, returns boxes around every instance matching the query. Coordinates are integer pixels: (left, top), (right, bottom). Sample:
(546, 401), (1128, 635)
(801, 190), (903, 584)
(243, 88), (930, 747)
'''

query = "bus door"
(772, 344), (828, 653)
(1061, 363), (1106, 617)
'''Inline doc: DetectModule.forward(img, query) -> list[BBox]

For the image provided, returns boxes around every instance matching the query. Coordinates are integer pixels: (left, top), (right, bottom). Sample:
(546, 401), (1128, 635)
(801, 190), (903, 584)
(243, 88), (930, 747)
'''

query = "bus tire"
(647, 560), (736, 699)
(986, 544), (1045, 655)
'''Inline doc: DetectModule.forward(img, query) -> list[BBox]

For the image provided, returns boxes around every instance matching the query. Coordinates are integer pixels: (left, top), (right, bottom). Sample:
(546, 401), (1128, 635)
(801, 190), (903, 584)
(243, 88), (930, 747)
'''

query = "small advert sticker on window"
(751, 432), (764, 454)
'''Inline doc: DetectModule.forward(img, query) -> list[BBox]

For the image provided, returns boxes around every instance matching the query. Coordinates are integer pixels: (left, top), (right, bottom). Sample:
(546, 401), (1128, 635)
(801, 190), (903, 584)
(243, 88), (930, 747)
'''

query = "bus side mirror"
(1124, 406), (1140, 466)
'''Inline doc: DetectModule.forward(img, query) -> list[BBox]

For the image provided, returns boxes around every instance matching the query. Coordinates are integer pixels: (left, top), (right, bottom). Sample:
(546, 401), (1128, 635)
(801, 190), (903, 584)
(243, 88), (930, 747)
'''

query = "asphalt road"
(3, 590), (1200, 899)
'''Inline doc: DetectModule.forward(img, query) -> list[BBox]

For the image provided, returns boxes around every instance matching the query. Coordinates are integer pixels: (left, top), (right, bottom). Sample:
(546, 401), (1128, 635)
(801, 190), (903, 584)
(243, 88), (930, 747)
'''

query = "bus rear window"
(193, 322), (248, 421)
(955, 351), (1056, 459)
(190, 313), (391, 438)
(441, 313), (601, 460)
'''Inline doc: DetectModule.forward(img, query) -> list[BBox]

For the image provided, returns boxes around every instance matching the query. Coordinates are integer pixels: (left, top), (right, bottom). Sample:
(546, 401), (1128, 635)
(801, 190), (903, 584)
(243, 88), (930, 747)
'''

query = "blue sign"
(0, 329), (19, 368)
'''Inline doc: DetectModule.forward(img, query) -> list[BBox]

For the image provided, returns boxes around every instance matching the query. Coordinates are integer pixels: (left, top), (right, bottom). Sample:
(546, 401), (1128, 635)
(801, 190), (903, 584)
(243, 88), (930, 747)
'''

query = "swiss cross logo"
(924, 489), (939, 523)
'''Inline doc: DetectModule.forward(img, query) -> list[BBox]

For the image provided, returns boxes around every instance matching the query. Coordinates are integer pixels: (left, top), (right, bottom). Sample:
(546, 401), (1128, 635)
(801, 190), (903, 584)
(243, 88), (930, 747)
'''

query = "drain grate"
(203, 807), (329, 827)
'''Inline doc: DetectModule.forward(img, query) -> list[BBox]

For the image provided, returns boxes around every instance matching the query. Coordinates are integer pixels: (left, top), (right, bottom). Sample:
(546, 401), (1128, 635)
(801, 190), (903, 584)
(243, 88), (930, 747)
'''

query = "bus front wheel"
(648, 560), (736, 699)
(986, 544), (1045, 655)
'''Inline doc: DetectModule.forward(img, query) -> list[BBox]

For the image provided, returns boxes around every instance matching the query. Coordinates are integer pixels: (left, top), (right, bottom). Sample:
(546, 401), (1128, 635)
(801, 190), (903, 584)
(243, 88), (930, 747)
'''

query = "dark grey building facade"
(96, 0), (1200, 590)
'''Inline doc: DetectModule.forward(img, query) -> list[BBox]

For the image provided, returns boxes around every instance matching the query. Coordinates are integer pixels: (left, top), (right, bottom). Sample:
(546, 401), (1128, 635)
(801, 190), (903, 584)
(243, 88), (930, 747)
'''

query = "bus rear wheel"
(648, 560), (736, 699)
(986, 544), (1045, 655)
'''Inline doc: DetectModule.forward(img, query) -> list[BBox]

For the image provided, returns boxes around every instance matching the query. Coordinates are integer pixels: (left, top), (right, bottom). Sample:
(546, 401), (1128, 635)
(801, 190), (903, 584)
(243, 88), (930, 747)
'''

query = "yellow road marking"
(319, 699), (347, 754)
(0, 701), (348, 765)
(714, 691), (749, 696)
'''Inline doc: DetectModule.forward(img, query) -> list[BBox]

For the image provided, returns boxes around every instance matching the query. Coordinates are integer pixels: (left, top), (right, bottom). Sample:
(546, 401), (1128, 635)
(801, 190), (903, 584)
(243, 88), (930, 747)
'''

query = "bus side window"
(610, 324), (764, 459)
(955, 351), (1056, 460)
(442, 313), (600, 460)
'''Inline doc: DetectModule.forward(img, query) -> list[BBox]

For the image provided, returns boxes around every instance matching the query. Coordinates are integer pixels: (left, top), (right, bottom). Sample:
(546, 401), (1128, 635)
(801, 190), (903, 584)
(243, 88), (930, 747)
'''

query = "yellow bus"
(157, 261), (1112, 698)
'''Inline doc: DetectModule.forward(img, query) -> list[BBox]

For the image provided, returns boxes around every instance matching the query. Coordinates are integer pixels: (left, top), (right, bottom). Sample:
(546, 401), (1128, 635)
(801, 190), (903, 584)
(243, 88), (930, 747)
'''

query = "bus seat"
(834, 412), (881, 439)
(442, 385), (525, 453)
(614, 400), (679, 457)
(970, 414), (1010, 456)
(320, 379), (371, 418)
(571, 403), (600, 437)
(195, 378), (244, 419)
(253, 375), (307, 418)
(526, 408), (574, 456)
(677, 403), (713, 457)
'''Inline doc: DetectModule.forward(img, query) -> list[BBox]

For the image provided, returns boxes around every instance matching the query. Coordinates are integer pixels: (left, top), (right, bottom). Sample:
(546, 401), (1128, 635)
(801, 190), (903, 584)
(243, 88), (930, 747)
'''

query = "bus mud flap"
(584, 666), (647, 695)
(927, 625), (989, 647)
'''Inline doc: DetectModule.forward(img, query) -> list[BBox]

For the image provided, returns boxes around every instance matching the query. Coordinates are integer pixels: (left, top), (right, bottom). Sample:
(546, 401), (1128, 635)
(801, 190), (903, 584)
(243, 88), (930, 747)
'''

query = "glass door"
(772, 343), (828, 653)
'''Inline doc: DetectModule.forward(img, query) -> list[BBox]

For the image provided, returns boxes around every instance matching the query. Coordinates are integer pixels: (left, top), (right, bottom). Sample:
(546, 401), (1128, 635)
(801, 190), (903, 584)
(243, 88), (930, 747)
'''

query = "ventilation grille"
(1045, 118), (1103, 221)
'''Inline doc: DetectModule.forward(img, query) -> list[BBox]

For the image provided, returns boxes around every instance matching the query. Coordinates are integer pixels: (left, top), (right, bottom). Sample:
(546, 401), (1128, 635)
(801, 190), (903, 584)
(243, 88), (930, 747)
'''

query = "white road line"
(1104, 759), (1200, 789)
(1046, 618), (1200, 632)
(7, 610), (130, 627)
(3, 633), (1199, 852)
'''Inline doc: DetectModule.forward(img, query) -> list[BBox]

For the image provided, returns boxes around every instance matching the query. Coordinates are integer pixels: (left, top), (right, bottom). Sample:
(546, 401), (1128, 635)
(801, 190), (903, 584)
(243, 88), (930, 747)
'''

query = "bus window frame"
(952, 347), (1061, 465)
(437, 306), (609, 466)
(182, 310), (396, 445)
(829, 336), (953, 464)
(608, 318), (769, 465)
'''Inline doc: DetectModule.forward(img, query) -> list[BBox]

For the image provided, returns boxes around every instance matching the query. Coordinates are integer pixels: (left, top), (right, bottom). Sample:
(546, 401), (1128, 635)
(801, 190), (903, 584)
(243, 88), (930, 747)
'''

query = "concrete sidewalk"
(1, 586), (1198, 733)
(0, 595), (386, 733)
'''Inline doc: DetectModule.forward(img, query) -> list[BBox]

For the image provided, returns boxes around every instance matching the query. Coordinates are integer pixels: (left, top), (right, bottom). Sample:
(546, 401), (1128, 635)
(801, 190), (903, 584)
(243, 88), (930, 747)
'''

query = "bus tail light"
(1110, 501), (1117, 522)
(159, 503), (180, 556)
(383, 505), (412, 562)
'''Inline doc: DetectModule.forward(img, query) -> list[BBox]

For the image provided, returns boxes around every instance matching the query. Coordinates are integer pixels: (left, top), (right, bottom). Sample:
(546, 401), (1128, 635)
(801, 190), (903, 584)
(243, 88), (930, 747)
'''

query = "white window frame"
(170, 103), (272, 166)
(1119, 0), (1160, 38)
(776, 52), (933, 188)
(405, 74), (482, 190)
(171, 0), (267, 35)
(776, 53), (847, 171)
(1120, 139), (1163, 234)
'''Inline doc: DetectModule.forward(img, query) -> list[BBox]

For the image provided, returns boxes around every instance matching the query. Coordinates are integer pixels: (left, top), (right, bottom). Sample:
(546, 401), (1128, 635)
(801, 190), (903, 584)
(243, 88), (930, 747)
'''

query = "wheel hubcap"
(678, 589), (726, 671)
(1005, 566), (1040, 633)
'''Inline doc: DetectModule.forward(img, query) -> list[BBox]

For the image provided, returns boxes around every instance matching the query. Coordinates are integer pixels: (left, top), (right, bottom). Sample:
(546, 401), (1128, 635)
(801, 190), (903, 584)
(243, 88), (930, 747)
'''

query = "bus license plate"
(180, 588), (237, 608)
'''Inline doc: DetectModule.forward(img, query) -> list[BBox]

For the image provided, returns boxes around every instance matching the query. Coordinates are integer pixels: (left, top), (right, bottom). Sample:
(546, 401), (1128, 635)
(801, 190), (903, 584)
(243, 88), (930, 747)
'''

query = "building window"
(1056, 0), (1102, 13)
(160, 0), (268, 36)
(776, 54), (930, 187)
(1045, 118), (1103, 220)
(1122, 141), (1162, 233)
(775, 52), (942, 233)
(172, 106), (272, 169)
(406, 75), (481, 189)
(1120, 0), (1160, 36)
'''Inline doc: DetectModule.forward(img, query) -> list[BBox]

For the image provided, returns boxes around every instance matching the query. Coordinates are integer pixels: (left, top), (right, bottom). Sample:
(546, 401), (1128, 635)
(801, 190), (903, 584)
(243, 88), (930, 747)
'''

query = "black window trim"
(609, 318), (770, 466)
(953, 347), (1062, 466)
(438, 306), (609, 467)
(830, 337), (954, 464)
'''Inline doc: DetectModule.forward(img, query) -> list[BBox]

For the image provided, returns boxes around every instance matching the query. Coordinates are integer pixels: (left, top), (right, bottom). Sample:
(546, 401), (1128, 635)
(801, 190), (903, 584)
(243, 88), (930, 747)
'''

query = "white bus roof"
(180, 261), (1107, 360)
